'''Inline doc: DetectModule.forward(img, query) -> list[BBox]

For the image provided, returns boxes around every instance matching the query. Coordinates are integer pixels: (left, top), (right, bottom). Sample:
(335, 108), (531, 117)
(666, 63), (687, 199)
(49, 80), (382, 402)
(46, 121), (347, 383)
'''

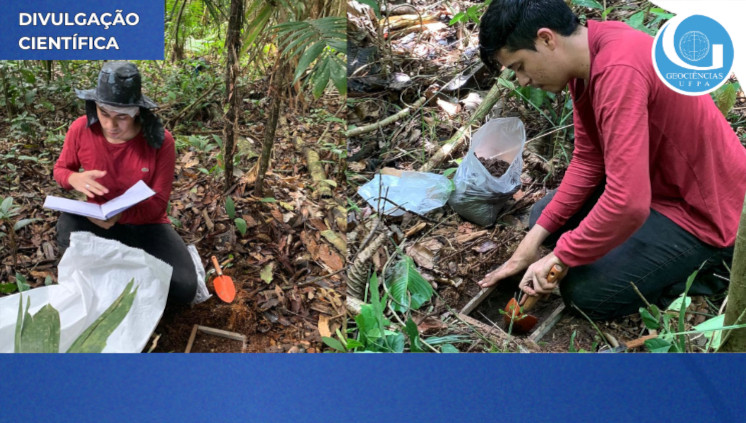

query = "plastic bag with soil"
(448, 117), (525, 226)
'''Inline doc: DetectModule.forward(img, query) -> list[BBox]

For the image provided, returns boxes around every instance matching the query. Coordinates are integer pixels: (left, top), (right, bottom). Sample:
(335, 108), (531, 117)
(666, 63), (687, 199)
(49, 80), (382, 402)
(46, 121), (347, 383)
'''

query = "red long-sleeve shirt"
(537, 20), (746, 267)
(53, 116), (175, 225)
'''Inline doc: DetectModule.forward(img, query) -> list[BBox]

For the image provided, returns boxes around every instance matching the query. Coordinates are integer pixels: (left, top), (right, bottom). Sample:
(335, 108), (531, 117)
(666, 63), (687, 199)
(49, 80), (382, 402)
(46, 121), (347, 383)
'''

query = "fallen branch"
(419, 77), (506, 173)
(346, 96), (427, 138)
(294, 136), (333, 198)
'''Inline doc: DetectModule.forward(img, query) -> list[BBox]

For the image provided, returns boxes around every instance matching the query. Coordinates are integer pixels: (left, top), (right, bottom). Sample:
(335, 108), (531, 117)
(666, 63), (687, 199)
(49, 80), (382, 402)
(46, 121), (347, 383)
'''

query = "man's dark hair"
(479, 0), (580, 72)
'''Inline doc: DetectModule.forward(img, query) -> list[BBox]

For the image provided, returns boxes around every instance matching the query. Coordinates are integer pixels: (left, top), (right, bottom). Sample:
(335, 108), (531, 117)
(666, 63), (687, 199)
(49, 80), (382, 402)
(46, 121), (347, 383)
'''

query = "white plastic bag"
(448, 117), (525, 226)
(358, 171), (453, 216)
(188, 245), (210, 304)
(0, 232), (172, 353)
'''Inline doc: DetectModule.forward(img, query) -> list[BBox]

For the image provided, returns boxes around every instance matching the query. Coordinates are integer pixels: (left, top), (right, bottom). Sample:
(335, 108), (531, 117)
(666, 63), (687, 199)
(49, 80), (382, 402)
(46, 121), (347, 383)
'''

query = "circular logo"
(678, 31), (709, 62)
(652, 14), (734, 96)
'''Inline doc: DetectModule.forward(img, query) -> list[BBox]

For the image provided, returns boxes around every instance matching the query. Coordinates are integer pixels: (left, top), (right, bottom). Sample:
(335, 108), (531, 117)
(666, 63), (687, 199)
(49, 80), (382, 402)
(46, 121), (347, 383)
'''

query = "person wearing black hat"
(53, 61), (198, 305)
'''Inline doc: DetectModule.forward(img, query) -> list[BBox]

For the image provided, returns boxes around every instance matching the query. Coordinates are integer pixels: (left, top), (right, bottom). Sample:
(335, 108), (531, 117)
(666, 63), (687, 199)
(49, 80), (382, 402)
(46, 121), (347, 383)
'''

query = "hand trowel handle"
(522, 264), (564, 312)
(211, 255), (223, 276)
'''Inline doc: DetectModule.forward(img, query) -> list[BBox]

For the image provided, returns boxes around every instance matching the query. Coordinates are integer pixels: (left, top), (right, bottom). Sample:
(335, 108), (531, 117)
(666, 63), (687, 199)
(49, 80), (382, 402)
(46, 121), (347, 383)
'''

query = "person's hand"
(518, 252), (567, 299)
(87, 213), (120, 230)
(477, 224), (552, 289)
(477, 247), (540, 288)
(68, 170), (109, 198)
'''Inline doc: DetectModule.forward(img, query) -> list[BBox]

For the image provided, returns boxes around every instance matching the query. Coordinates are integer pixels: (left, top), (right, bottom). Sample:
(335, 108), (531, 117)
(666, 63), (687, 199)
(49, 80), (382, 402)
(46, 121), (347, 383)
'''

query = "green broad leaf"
(645, 337), (673, 353)
(169, 216), (182, 228)
(261, 197), (276, 203)
(16, 298), (61, 353)
(44, 276), (53, 286)
(14, 218), (38, 231)
(449, 12), (466, 25)
(711, 83), (737, 116)
(345, 339), (364, 350)
(572, 0), (603, 10)
(321, 336), (346, 352)
(67, 280), (138, 353)
(601, 7), (615, 20)
(1, 196), (13, 214)
(0, 282), (18, 294)
(386, 332), (405, 353)
(498, 77), (515, 91)
(694, 314), (725, 350)
(626, 11), (647, 32)
(15, 273), (30, 292)
(356, 0), (381, 18)
(466, 5), (481, 22)
(312, 57), (331, 99)
(225, 196), (236, 220)
(260, 262), (274, 284)
(649, 304), (661, 320)
(639, 307), (660, 330)
(20, 68), (36, 84)
(234, 218), (247, 236)
(569, 330), (578, 352)
(329, 58), (347, 97)
(666, 295), (691, 312)
(387, 256), (434, 313)
(443, 168), (457, 178)
(403, 318), (424, 352)
(294, 41), (327, 84)
(440, 344), (460, 353)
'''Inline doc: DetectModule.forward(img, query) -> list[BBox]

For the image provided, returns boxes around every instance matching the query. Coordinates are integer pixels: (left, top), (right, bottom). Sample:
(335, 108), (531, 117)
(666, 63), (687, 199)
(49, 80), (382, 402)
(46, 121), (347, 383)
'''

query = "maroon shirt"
(537, 20), (746, 267)
(53, 116), (175, 225)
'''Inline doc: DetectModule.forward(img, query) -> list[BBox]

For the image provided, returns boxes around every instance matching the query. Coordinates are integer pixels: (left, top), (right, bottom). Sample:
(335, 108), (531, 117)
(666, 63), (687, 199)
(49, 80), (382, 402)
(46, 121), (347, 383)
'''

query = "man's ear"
(536, 28), (557, 50)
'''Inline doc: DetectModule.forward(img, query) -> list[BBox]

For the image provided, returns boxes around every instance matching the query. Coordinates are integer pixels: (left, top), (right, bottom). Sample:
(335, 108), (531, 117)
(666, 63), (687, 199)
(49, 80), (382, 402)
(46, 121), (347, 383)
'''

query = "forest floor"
(0, 62), (347, 353)
(345, 0), (744, 352)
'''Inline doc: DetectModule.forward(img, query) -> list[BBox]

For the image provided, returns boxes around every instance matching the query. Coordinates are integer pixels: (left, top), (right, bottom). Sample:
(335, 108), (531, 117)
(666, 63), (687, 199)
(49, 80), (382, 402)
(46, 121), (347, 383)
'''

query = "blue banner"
(2, 354), (746, 422)
(0, 0), (164, 60)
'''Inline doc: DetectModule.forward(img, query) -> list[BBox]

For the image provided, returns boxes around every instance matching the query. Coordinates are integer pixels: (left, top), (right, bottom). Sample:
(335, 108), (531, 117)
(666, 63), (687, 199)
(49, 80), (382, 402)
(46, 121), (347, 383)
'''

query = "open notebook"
(43, 180), (155, 220)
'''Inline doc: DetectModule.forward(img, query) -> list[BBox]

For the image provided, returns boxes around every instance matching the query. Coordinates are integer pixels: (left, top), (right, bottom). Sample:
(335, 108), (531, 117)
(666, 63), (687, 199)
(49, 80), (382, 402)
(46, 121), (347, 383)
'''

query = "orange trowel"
(211, 255), (236, 303)
(503, 264), (563, 333)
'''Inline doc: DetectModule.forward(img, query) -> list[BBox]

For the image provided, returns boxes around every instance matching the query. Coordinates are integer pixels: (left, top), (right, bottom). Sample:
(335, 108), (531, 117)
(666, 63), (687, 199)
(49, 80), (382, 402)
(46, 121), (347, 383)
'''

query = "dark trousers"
(56, 213), (198, 305)
(529, 188), (733, 320)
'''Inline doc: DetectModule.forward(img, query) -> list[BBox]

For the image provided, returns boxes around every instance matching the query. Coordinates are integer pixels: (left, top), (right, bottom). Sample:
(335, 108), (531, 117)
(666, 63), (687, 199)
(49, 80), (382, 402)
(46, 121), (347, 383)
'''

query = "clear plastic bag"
(358, 171), (454, 216)
(448, 117), (526, 226)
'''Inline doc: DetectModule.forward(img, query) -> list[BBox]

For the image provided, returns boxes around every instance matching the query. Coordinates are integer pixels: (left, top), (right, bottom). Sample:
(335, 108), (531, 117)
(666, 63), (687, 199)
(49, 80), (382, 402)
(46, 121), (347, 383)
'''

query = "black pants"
(56, 213), (198, 305)
(529, 188), (733, 320)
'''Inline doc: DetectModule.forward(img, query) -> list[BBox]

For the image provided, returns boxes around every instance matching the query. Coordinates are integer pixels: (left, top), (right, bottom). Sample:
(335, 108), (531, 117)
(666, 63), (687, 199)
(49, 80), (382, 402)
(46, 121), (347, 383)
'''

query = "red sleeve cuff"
(536, 213), (563, 234)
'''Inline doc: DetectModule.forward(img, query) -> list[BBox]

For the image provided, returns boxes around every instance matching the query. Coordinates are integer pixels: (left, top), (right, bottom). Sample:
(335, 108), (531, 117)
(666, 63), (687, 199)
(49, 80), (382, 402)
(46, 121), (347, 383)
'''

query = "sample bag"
(358, 171), (453, 216)
(0, 232), (172, 353)
(448, 117), (526, 226)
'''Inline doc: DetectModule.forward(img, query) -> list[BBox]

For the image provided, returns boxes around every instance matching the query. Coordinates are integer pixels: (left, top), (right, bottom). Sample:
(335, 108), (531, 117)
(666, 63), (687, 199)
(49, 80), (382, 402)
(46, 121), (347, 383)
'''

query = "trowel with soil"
(503, 264), (564, 334)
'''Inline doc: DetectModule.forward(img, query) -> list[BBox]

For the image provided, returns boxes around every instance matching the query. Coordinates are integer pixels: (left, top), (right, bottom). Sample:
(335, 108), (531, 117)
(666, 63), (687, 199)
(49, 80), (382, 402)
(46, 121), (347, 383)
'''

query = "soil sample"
(476, 152), (511, 178)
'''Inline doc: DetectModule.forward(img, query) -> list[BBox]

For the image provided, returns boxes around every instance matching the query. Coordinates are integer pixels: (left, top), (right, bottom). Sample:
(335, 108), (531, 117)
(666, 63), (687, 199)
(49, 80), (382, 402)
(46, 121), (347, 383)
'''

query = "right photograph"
(343, 0), (746, 352)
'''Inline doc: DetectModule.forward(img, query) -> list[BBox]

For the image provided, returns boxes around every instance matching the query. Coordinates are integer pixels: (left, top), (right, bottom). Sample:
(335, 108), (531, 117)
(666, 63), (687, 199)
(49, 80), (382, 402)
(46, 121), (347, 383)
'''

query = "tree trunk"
(255, 60), (289, 197)
(720, 193), (746, 352)
(171, 0), (189, 62)
(223, 0), (243, 191)
(0, 64), (14, 120)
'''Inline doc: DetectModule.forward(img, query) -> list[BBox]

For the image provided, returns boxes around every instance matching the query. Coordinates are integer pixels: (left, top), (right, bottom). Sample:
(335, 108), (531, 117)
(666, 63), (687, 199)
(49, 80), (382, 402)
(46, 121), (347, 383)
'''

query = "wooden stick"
(346, 96), (427, 138)
(419, 78), (506, 173)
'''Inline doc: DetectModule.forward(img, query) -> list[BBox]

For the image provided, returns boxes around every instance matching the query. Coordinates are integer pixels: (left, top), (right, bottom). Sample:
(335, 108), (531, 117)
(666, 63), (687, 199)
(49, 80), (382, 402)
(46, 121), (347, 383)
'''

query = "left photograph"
(0, 0), (347, 352)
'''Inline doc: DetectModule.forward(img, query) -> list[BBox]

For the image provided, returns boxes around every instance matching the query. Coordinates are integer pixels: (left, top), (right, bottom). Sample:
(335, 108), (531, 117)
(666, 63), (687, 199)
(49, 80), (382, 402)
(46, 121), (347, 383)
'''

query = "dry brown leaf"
(317, 315), (332, 338)
(436, 98), (461, 117)
(455, 230), (488, 244)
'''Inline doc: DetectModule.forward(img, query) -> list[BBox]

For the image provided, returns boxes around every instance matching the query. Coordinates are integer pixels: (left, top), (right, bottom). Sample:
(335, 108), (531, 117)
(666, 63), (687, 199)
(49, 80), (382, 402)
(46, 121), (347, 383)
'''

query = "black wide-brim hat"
(75, 61), (157, 108)
(75, 61), (164, 149)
